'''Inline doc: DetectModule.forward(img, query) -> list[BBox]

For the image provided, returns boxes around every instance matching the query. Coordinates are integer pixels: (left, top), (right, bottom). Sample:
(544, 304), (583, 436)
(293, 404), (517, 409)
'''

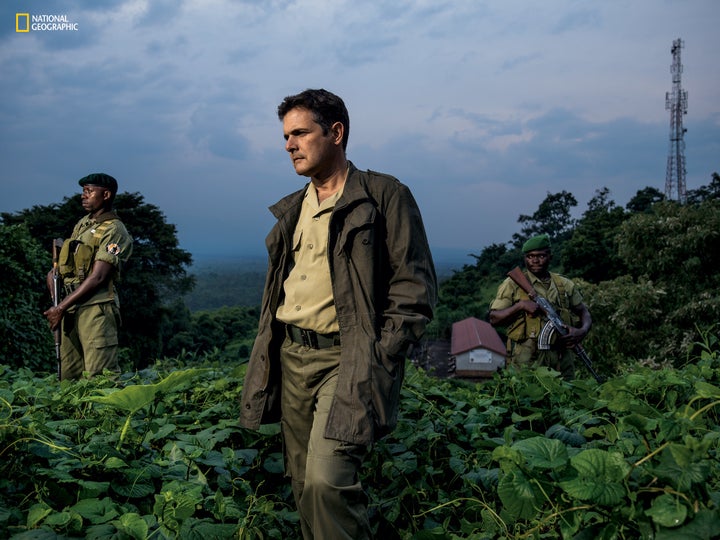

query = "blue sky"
(1, 0), (718, 264)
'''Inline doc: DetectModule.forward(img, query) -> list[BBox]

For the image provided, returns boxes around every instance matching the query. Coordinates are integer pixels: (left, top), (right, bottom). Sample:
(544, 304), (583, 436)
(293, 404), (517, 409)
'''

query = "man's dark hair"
(277, 88), (350, 150)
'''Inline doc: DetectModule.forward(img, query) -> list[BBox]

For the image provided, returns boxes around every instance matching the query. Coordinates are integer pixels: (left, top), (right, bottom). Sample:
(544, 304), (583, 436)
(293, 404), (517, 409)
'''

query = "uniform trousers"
(280, 336), (371, 540)
(60, 302), (120, 380)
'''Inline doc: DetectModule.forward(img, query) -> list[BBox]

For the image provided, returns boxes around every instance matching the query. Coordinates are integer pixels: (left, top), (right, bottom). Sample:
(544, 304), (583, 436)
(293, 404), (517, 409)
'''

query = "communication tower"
(664, 38), (688, 203)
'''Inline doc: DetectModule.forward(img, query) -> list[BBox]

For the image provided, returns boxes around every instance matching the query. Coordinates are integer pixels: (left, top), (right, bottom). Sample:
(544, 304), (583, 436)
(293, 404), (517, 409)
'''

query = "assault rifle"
(51, 238), (64, 380)
(507, 266), (605, 383)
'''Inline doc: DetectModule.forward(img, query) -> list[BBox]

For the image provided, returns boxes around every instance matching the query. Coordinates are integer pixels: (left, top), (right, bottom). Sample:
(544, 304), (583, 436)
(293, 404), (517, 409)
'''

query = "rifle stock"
(507, 266), (536, 298)
(506, 266), (605, 383)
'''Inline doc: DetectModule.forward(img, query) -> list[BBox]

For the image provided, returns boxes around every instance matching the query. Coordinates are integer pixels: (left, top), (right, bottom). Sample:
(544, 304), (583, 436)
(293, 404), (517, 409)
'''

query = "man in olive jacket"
(239, 89), (437, 539)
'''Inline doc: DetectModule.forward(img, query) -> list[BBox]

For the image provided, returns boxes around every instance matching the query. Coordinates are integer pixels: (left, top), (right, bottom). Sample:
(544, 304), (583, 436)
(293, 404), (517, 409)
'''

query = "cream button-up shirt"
(276, 182), (343, 333)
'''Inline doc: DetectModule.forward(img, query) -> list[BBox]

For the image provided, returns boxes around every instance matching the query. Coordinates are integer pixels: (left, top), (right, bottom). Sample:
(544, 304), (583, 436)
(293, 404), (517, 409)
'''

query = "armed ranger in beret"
(522, 234), (551, 253)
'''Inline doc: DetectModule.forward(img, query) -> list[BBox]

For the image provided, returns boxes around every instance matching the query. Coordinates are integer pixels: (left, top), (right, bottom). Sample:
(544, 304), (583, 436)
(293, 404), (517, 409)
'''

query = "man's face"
(524, 249), (551, 275)
(282, 107), (342, 178)
(81, 185), (109, 213)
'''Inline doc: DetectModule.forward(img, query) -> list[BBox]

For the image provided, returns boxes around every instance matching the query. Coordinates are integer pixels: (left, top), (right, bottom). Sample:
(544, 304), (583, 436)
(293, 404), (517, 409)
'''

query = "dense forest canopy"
(1, 172), (719, 375)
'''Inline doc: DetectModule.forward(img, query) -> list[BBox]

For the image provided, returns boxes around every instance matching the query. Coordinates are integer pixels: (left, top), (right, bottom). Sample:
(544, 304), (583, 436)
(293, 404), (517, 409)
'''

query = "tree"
(610, 199), (720, 363)
(1, 192), (194, 369)
(512, 191), (577, 249)
(562, 187), (628, 282)
(0, 224), (54, 370)
(686, 172), (720, 204)
(626, 186), (664, 214)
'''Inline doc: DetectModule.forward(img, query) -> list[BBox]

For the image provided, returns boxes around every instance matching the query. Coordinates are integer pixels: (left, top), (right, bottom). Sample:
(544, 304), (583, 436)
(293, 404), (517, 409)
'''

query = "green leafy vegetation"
(0, 224), (54, 370)
(2, 336), (719, 538)
(2, 174), (720, 537)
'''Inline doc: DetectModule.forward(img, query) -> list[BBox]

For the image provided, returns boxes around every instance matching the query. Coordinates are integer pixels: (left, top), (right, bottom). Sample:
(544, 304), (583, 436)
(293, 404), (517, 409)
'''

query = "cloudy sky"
(1, 0), (718, 265)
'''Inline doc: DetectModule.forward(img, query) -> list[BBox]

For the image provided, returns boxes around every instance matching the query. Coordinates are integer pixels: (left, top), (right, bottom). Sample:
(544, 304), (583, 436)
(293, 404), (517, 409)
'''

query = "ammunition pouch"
(63, 282), (80, 297)
(506, 312), (542, 343)
(58, 239), (95, 282)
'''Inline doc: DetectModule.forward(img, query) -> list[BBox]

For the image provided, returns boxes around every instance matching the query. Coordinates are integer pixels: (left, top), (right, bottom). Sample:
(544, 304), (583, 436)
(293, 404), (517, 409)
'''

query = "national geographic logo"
(15, 13), (79, 32)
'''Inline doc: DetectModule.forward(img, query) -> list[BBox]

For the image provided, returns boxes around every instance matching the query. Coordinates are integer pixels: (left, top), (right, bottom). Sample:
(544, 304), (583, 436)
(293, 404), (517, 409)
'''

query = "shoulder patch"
(107, 243), (121, 255)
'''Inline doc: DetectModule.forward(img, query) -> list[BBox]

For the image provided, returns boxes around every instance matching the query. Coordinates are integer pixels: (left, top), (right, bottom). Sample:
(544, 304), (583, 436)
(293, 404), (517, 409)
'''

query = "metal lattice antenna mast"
(664, 38), (688, 203)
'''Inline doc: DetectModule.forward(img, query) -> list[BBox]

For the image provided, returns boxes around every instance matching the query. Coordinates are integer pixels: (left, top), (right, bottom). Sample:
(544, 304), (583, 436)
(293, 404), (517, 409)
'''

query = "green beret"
(522, 234), (551, 253)
(78, 173), (118, 194)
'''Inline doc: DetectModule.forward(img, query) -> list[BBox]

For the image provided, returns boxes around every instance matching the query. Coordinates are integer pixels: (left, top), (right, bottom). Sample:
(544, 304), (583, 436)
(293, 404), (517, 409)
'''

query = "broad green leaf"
(26, 503), (52, 529)
(655, 508), (720, 540)
(0, 387), (14, 407)
(258, 423), (281, 435)
(510, 411), (543, 423)
(44, 510), (83, 531)
(546, 423), (587, 447)
(624, 373), (648, 390)
(653, 445), (711, 490)
(85, 384), (157, 413)
(262, 451), (285, 474)
(84, 368), (205, 412)
(111, 481), (156, 499)
(569, 449), (630, 481)
(103, 456), (127, 469)
(604, 390), (635, 412)
(491, 445), (522, 466)
(226, 447), (259, 464)
(154, 481), (204, 523)
(114, 512), (149, 540)
(70, 497), (119, 525)
(559, 449), (629, 505)
(84, 523), (119, 539)
(154, 368), (206, 394)
(77, 480), (111, 499)
(179, 519), (241, 539)
(513, 436), (569, 470)
(143, 422), (177, 444)
(386, 451), (418, 475)
(196, 449), (226, 468)
(645, 494), (687, 528)
(559, 475), (626, 506)
(693, 381), (720, 399)
(497, 469), (541, 520)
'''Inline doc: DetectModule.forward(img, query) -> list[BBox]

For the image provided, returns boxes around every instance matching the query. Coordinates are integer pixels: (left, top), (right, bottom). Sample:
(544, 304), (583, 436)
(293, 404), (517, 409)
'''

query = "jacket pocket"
(335, 204), (376, 255)
(371, 339), (405, 438)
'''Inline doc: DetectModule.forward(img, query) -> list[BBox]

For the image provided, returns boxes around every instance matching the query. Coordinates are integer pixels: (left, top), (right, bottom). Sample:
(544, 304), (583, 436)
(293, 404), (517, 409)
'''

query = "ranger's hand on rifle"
(489, 299), (541, 327)
(519, 300), (542, 317)
(44, 259), (114, 331)
(44, 304), (65, 331)
(45, 268), (64, 331)
(557, 325), (588, 349)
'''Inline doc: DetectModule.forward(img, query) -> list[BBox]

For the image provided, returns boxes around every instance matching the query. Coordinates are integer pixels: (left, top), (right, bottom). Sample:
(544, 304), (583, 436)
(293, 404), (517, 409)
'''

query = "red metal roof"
(450, 317), (506, 356)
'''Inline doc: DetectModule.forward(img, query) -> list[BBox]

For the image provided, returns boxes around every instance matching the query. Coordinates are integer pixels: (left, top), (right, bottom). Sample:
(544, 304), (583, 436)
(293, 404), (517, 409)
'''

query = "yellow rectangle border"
(16, 13), (30, 32)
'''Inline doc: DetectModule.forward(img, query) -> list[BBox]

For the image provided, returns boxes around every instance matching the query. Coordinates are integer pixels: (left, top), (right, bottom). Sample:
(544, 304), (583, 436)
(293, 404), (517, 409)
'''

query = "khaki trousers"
(280, 337), (371, 540)
(60, 302), (120, 380)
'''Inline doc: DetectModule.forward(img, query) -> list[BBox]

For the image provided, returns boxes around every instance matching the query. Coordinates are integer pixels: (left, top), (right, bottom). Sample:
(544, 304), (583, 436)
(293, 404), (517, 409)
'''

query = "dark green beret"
(78, 173), (118, 194)
(522, 234), (551, 253)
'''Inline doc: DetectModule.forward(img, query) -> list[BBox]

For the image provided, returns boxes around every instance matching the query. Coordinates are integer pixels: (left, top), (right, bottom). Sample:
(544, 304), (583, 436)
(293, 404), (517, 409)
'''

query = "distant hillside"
(184, 256), (266, 311)
(183, 249), (468, 311)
